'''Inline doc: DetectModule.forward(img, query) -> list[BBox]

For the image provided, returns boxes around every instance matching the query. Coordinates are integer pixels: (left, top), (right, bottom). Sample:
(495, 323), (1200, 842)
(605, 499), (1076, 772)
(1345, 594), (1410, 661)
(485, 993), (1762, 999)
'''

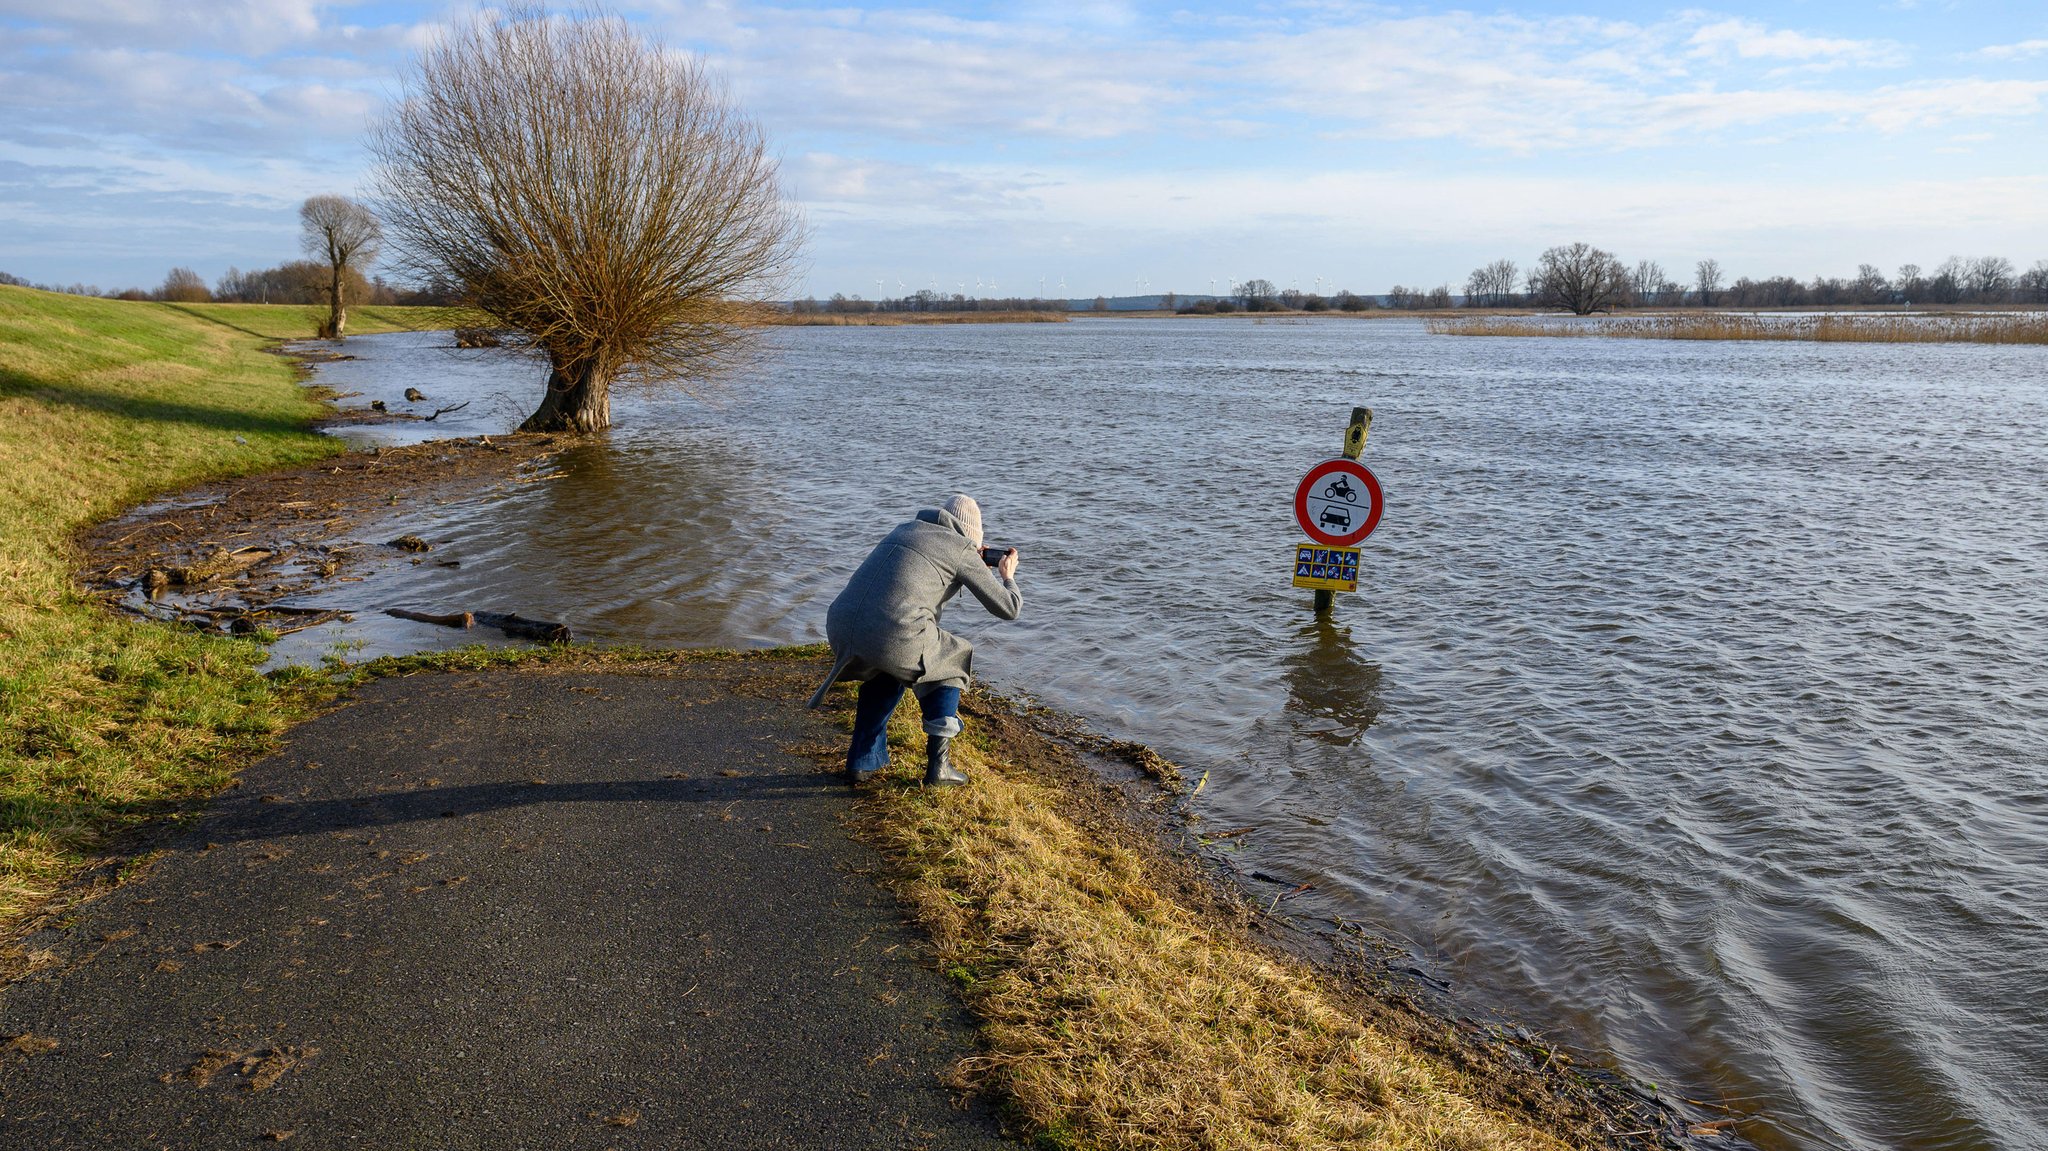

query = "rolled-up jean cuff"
(921, 715), (961, 739)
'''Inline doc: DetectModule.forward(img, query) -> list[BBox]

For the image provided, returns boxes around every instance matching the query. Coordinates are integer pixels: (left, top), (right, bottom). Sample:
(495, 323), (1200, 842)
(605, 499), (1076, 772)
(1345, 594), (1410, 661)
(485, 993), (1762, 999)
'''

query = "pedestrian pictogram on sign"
(1292, 544), (1361, 592)
(1292, 458), (1383, 547)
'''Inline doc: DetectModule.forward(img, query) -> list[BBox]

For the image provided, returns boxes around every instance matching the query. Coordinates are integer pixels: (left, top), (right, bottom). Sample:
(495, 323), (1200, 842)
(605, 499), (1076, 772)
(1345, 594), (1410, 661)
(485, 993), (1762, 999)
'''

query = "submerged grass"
(1428, 311), (2048, 344)
(856, 702), (1571, 1151)
(0, 286), (458, 930)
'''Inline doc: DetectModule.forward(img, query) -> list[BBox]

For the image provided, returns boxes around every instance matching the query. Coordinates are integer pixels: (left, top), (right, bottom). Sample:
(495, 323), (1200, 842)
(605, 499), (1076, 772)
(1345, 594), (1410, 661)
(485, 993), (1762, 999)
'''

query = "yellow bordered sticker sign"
(1291, 543), (1361, 592)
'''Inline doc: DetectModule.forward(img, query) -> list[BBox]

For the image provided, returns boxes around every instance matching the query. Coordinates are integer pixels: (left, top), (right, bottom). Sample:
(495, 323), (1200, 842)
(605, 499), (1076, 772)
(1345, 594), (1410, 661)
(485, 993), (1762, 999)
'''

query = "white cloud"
(1686, 18), (1905, 69)
(5, 1), (2047, 291)
(784, 154), (2048, 292)
(1244, 14), (2040, 151)
(0, 0), (330, 56)
(651, 5), (1182, 142)
(1977, 39), (2048, 61)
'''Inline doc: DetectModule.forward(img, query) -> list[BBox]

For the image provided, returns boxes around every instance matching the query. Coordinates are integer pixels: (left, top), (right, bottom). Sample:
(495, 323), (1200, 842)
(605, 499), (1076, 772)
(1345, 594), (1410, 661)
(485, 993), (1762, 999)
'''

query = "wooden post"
(1343, 406), (1371, 461)
(1314, 407), (1372, 615)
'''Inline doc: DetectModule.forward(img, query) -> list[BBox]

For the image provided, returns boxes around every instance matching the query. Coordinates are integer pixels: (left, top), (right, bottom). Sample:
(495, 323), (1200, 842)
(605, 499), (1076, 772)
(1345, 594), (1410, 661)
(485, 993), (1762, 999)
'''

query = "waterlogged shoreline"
(19, 295), (2044, 1150)
(61, 368), (1740, 1148)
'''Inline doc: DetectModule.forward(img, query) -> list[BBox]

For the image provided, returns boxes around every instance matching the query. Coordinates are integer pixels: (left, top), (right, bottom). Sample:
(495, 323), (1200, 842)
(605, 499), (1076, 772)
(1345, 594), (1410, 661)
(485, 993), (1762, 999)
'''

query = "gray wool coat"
(806, 508), (1022, 706)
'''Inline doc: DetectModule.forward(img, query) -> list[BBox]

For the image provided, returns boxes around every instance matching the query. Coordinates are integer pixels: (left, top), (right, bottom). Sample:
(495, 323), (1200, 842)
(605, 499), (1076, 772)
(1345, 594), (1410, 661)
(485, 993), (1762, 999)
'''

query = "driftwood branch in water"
(382, 607), (570, 643)
(474, 611), (572, 643)
(265, 611), (350, 636)
(386, 608), (475, 629)
(421, 401), (471, 422)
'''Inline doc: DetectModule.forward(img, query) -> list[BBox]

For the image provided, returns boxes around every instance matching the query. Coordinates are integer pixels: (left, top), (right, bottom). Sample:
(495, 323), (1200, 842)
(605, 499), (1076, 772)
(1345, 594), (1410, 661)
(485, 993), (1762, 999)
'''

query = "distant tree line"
(791, 290), (1066, 314)
(1, 193), (451, 315)
(0, 262), (460, 308)
(1460, 247), (2048, 314)
(1174, 279), (1379, 314)
(14, 247), (2048, 320)
(1148, 249), (2048, 318)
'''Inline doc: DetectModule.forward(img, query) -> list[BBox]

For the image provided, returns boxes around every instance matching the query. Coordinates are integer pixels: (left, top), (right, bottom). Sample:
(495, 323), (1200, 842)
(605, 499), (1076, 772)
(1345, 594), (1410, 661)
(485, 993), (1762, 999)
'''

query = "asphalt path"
(0, 659), (1012, 1150)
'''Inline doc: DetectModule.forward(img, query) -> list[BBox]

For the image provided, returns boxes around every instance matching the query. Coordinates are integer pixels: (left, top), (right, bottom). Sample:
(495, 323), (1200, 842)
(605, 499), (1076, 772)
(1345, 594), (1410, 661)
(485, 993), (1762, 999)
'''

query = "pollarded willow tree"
(300, 195), (382, 339)
(369, 7), (804, 433)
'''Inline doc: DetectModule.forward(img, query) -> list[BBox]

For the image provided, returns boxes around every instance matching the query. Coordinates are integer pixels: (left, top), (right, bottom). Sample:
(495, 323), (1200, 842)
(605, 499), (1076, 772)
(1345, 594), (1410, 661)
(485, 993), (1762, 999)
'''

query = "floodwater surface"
(287, 321), (2048, 1151)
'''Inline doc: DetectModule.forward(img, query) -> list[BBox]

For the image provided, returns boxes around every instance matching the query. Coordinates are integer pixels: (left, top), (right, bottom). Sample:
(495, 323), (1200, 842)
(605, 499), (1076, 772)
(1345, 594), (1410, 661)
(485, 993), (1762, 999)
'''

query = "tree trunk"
(326, 261), (348, 340)
(520, 360), (612, 433)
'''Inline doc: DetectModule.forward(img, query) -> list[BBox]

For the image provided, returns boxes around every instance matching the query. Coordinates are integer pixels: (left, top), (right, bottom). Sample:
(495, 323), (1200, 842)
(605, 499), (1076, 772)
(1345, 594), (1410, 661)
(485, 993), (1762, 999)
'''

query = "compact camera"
(980, 546), (1014, 567)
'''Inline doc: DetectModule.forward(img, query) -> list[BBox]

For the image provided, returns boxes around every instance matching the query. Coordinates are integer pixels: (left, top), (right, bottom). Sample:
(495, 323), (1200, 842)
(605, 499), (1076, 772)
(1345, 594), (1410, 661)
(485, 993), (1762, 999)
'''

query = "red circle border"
(1293, 459), (1384, 546)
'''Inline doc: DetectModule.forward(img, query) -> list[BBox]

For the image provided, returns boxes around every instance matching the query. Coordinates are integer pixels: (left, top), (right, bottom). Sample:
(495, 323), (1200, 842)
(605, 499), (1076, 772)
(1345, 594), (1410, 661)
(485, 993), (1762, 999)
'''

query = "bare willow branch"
(1534, 242), (1628, 315)
(368, 5), (804, 432)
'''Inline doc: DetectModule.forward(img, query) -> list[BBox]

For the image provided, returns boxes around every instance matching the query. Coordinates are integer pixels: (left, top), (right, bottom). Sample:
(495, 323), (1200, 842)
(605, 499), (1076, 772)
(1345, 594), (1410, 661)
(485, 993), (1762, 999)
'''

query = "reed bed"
(1428, 312), (2048, 345)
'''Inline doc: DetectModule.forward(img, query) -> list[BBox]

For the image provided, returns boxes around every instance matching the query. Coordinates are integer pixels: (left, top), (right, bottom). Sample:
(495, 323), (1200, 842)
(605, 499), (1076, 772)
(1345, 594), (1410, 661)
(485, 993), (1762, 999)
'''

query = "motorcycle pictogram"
(1323, 476), (1358, 502)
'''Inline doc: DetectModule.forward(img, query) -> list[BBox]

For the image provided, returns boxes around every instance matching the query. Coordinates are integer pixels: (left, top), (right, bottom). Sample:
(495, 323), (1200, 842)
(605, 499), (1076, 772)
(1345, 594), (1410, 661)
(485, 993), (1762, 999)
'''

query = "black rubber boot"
(923, 735), (967, 787)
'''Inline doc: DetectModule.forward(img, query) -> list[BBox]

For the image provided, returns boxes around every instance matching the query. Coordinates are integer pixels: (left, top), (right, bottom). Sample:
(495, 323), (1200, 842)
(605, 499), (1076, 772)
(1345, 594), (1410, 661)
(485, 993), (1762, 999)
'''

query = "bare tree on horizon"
(1695, 259), (1723, 307)
(1536, 243), (1627, 315)
(370, 6), (802, 433)
(1464, 258), (1517, 307)
(1631, 259), (1666, 307)
(158, 266), (210, 304)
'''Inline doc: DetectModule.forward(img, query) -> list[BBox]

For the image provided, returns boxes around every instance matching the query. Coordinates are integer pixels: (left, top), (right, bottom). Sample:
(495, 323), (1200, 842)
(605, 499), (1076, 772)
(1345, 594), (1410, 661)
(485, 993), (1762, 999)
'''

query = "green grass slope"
(0, 287), (445, 928)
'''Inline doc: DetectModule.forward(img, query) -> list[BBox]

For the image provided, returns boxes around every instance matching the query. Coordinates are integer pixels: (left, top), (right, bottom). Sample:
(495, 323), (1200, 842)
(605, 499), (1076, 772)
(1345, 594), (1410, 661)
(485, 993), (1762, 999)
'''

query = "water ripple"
(292, 321), (2048, 1151)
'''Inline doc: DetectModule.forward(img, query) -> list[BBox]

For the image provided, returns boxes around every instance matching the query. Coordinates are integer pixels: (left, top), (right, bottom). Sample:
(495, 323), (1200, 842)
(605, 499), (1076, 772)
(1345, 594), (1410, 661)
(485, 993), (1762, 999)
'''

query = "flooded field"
(283, 319), (2047, 1151)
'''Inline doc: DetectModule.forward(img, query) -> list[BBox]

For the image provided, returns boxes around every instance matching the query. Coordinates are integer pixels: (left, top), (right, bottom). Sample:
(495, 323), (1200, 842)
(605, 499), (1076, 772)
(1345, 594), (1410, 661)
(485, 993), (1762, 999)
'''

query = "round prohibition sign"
(1293, 458), (1383, 547)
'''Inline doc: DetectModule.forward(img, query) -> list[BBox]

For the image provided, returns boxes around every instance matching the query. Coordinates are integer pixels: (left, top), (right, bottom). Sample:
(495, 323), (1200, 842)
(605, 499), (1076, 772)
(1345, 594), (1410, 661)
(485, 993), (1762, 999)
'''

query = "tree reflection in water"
(1281, 616), (1383, 745)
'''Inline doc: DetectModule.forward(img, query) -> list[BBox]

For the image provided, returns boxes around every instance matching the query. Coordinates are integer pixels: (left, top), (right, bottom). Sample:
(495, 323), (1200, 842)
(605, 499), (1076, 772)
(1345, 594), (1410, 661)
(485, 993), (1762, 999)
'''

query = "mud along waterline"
(277, 320), (2047, 1151)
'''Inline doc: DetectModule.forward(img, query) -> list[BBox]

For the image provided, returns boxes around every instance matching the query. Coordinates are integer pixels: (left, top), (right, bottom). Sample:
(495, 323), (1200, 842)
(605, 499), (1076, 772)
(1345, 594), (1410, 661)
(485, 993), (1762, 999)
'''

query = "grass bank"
(1428, 312), (2048, 344)
(0, 286), (457, 930)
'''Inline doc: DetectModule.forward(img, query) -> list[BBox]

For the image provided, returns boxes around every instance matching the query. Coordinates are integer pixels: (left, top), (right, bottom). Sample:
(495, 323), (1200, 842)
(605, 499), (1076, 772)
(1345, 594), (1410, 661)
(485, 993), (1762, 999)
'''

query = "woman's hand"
(997, 548), (1020, 581)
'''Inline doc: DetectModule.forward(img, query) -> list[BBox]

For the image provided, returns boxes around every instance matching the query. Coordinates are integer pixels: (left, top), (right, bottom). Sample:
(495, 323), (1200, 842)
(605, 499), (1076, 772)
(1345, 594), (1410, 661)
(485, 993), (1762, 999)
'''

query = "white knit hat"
(939, 493), (983, 547)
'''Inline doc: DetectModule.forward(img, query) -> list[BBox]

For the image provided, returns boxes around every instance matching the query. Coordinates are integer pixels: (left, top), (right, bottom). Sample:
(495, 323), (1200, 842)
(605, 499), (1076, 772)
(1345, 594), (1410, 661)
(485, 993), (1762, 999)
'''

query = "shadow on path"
(0, 661), (1010, 1151)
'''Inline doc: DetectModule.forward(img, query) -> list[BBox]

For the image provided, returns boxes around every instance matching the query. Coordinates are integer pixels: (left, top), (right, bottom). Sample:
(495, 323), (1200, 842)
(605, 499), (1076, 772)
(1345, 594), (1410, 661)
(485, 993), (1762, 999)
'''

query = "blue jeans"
(847, 677), (961, 777)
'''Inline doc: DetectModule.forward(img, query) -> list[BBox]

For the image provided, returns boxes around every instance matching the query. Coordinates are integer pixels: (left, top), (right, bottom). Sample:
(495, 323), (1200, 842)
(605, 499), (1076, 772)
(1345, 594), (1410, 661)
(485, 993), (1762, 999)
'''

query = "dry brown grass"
(1428, 312), (2048, 344)
(857, 702), (1571, 1151)
(759, 309), (1069, 326)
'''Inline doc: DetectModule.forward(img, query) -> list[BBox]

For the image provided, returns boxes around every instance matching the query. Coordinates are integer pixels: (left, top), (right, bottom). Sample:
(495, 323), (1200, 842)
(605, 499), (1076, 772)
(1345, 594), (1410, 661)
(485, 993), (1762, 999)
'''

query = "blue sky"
(2, 1), (2044, 298)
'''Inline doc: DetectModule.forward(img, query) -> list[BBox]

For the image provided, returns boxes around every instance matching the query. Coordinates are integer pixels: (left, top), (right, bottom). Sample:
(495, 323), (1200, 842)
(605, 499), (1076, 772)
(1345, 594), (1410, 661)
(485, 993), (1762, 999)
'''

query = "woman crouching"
(807, 494), (1022, 787)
